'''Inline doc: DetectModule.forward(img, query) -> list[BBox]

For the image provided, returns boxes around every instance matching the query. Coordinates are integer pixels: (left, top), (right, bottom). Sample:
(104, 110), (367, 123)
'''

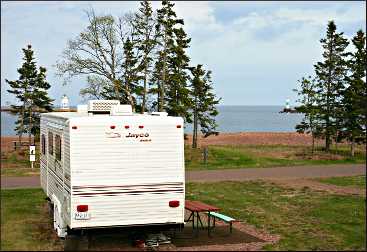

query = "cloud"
(1, 1), (366, 106)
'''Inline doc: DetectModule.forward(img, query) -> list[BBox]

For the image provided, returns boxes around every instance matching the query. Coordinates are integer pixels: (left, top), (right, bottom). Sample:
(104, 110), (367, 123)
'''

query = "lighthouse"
(61, 95), (69, 110)
(285, 99), (290, 110)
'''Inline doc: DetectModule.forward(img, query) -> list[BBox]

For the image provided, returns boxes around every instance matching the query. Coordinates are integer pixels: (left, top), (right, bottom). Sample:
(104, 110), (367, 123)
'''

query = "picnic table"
(185, 200), (220, 236)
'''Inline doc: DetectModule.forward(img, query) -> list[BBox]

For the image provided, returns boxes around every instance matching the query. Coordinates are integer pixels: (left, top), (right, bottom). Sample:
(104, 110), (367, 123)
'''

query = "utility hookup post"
(29, 145), (36, 169)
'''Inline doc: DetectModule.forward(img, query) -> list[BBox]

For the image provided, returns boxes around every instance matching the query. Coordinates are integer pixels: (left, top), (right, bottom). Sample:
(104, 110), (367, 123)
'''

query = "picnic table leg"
(192, 211), (195, 232)
(208, 214), (211, 237)
(197, 213), (204, 229)
(186, 211), (193, 222)
(196, 212), (199, 237)
(230, 222), (232, 233)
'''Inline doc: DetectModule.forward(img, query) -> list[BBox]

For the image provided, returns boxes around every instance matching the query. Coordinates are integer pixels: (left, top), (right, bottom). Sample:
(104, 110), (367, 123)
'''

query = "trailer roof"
(41, 112), (182, 120)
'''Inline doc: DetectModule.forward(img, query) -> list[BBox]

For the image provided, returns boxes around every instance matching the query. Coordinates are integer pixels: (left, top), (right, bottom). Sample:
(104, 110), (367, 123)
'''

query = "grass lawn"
(2, 183), (366, 251)
(0, 189), (63, 251)
(187, 181), (366, 251)
(315, 176), (366, 189)
(1, 151), (40, 177)
(185, 144), (366, 170)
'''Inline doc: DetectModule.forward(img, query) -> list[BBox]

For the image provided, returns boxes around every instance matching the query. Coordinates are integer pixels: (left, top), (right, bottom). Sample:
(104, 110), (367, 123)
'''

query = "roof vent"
(110, 105), (133, 116)
(88, 100), (120, 114)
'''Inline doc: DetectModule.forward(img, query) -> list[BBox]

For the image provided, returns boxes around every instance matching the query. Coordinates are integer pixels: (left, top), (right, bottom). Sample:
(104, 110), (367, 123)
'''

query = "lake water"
(1, 106), (303, 136)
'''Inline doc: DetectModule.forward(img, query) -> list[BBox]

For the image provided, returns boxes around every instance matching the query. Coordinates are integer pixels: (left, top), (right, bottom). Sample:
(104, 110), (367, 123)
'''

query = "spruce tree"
(6, 45), (53, 145)
(120, 38), (142, 112)
(165, 24), (193, 122)
(341, 30), (366, 156)
(313, 21), (349, 152)
(190, 65), (220, 148)
(155, 0), (179, 111)
(132, 0), (157, 113)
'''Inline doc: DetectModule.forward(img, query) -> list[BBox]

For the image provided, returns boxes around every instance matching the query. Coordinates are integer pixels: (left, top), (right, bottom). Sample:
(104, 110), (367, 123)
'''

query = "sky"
(1, 1), (366, 107)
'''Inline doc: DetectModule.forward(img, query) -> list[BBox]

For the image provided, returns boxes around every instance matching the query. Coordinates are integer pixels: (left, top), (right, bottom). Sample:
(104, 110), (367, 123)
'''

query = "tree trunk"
(325, 38), (333, 153)
(311, 133), (315, 155)
(141, 20), (149, 114)
(142, 63), (148, 114)
(192, 108), (198, 149)
(159, 32), (168, 112)
(28, 100), (32, 145)
(125, 80), (135, 112)
(19, 104), (25, 146)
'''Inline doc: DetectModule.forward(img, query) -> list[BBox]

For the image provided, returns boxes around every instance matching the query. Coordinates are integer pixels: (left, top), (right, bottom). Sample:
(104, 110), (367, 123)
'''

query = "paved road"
(187, 164), (366, 182)
(1, 164), (365, 188)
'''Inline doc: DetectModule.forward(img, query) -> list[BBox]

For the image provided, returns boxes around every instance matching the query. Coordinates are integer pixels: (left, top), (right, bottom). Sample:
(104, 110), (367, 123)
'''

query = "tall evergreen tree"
(341, 30), (366, 156)
(6, 45), (53, 145)
(120, 38), (142, 111)
(132, 0), (157, 113)
(294, 76), (320, 154)
(190, 65), (220, 148)
(150, 51), (164, 111)
(155, 0), (179, 111)
(313, 21), (349, 152)
(165, 24), (192, 122)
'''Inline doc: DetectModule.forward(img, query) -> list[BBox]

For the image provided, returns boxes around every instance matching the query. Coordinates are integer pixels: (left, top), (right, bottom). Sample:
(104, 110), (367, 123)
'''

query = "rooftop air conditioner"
(88, 100), (120, 113)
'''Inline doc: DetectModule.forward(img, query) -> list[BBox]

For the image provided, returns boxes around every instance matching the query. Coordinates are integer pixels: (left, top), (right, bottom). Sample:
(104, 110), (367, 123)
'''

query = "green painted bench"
(207, 211), (238, 234)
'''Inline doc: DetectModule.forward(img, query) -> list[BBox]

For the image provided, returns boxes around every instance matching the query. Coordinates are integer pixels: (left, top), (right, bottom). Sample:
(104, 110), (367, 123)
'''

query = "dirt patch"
(269, 179), (366, 196)
(174, 212), (280, 251)
(34, 206), (279, 251)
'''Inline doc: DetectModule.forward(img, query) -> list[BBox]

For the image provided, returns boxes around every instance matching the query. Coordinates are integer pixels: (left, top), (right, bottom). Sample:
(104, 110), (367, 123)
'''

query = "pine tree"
(190, 65), (220, 148)
(120, 38), (142, 111)
(150, 51), (164, 111)
(313, 21), (349, 152)
(165, 24), (192, 122)
(132, 0), (157, 113)
(341, 30), (366, 156)
(155, 0), (180, 111)
(6, 45), (53, 145)
(294, 76), (320, 154)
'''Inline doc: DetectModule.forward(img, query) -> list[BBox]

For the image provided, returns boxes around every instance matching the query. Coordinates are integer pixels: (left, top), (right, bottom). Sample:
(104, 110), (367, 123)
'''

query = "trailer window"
(41, 134), (46, 155)
(48, 132), (53, 155)
(55, 135), (61, 161)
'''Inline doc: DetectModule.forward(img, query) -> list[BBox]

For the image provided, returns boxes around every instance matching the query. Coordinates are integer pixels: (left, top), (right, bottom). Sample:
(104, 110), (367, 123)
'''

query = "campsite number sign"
(29, 145), (36, 167)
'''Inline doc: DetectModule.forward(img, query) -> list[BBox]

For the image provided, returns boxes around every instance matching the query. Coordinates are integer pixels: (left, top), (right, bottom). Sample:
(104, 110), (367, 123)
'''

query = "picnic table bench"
(208, 211), (238, 233)
(12, 141), (30, 150)
(185, 200), (238, 236)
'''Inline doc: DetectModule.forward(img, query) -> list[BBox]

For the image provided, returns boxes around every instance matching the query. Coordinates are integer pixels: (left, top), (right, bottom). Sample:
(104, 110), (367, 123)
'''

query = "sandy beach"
(184, 132), (323, 147)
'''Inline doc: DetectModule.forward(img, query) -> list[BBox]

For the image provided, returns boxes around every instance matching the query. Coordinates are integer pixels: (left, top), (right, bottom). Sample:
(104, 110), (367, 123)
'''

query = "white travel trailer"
(40, 100), (185, 239)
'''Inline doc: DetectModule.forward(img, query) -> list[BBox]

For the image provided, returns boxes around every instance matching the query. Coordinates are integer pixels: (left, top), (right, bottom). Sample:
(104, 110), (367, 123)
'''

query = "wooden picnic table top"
(185, 200), (220, 212)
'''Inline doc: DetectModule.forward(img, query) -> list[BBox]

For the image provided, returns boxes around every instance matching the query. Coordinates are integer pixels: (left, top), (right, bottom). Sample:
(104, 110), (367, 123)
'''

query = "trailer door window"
(55, 135), (61, 161)
(48, 132), (53, 155)
(41, 134), (46, 155)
